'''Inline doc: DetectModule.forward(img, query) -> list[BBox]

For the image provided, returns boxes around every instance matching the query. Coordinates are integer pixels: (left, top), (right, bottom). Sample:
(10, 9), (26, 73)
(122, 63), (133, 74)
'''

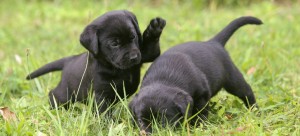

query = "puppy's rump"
(210, 16), (263, 46)
(26, 57), (69, 80)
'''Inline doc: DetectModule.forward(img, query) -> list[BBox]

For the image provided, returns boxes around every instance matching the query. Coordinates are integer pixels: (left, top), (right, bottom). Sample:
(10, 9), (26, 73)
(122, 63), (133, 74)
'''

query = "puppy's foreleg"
(191, 89), (211, 126)
(93, 93), (112, 114)
(141, 17), (166, 62)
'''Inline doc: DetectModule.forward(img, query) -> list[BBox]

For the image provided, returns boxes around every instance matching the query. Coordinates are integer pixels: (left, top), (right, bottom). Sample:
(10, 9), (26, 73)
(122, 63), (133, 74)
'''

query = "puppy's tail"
(209, 16), (263, 46)
(26, 58), (67, 80)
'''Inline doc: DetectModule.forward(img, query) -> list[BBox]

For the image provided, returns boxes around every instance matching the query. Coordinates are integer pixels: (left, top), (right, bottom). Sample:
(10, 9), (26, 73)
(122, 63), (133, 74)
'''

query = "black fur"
(129, 16), (262, 133)
(26, 10), (166, 113)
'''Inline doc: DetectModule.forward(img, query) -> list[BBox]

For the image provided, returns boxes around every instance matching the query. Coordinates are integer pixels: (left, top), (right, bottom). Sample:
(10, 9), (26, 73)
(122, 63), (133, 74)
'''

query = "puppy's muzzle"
(115, 51), (141, 69)
(130, 52), (139, 62)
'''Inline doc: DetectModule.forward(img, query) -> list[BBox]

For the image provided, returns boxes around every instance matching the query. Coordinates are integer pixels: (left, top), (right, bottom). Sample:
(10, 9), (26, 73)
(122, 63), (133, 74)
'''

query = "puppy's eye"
(130, 34), (136, 40)
(111, 39), (120, 47)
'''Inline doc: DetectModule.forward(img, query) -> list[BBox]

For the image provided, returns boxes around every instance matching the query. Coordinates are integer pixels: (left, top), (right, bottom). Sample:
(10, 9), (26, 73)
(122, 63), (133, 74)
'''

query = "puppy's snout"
(130, 53), (138, 60)
(130, 52), (139, 61)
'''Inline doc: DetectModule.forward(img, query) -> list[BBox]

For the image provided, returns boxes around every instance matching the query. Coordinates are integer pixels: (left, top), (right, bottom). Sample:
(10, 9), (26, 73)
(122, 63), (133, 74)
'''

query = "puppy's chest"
(111, 72), (136, 86)
(94, 71), (138, 92)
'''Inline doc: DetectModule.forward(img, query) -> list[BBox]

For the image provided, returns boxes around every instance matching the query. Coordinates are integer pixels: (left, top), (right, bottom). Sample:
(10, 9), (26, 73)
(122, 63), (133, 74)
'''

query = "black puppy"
(26, 10), (166, 113)
(129, 16), (262, 133)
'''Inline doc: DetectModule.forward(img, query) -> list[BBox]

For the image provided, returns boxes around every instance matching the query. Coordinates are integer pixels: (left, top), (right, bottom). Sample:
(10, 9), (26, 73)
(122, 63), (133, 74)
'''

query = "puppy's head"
(129, 85), (194, 133)
(80, 10), (142, 69)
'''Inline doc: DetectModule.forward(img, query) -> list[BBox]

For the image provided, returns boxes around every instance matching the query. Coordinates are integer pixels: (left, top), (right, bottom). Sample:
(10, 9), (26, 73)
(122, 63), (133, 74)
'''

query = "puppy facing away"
(129, 16), (262, 133)
(26, 10), (166, 113)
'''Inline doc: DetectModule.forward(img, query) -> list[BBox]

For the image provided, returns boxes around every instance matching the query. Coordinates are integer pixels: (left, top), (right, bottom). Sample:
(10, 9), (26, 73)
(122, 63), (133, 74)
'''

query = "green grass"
(1, 0), (300, 135)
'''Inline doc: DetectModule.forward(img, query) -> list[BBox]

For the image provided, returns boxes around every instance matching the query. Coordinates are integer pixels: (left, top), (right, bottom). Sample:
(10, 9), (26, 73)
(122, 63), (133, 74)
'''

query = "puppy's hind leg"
(224, 65), (258, 109)
(48, 83), (73, 110)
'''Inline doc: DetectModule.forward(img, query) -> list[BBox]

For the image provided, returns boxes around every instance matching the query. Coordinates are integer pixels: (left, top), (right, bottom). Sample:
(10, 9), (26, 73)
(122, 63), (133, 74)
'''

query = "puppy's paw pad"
(150, 17), (166, 30)
(148, 17), (166, 37)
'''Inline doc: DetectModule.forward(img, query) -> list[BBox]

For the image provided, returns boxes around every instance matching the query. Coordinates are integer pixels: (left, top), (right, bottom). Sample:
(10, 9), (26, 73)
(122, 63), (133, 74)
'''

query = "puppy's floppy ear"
(124, 10), (142, 46)
(174, 92), (194, 118)
(80, 25), (99, 55)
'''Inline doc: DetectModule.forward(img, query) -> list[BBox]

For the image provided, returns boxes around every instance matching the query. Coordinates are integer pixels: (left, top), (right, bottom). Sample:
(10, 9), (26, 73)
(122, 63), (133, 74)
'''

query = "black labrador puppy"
(129, 16), (262, 133)
(26, 10), (166, 113)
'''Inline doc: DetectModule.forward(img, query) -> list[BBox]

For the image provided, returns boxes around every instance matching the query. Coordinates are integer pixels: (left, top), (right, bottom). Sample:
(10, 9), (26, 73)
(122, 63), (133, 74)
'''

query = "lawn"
(0, 0), (299, 135)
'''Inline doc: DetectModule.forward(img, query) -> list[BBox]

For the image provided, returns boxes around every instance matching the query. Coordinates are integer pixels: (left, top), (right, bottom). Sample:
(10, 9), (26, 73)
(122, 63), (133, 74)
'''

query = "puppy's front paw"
(145, 17), (166, 39)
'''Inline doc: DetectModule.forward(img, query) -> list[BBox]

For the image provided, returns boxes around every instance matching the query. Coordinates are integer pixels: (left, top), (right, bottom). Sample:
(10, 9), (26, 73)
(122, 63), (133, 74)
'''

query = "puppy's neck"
(89, 52), (112, 67)
(88, 53), (123, 75)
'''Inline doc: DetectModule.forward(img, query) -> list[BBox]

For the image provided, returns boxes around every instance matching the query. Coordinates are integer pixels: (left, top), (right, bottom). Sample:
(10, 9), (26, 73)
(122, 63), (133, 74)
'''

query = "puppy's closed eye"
(109, 39), (121, 47)
(129, 34), (136, 40)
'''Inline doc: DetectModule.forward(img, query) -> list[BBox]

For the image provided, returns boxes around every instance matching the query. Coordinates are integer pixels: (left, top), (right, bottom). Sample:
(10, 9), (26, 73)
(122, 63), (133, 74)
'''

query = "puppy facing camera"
(129, 16), (262, 133)
(26, 10), (166, 113)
